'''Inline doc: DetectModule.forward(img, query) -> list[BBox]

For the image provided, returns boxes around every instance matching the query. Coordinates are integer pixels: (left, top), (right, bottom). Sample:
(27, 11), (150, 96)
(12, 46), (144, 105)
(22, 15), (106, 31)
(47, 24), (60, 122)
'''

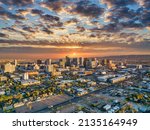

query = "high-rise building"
(102, 59), (108, 65)
(59, 59), (66, 68)
(37, 59), (43, 65)
(90, 60), (97, 68)
(14, 59), (17, 66)
(72, 58), (79, 66)
(79, 57), (84, 66)
(65, 56), (71, 67)
(92, 58), (97, 62)
(33, 64), (40, 70)
(83, 58), (88, 68)
(45, 59), (52, 65)
(46, 65), (55, 73)
(85, 59), (91, 69)
(85, 60), (97, 69)
(46, 65), (60, 76)
(23, 72), (29, 80)
(2, 63), (16, 73)
(107, 60), (112, 64)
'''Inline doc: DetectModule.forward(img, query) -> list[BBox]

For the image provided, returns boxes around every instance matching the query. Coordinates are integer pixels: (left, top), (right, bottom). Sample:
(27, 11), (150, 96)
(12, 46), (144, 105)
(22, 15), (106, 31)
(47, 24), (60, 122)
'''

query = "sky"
(0, 0), (150, 59)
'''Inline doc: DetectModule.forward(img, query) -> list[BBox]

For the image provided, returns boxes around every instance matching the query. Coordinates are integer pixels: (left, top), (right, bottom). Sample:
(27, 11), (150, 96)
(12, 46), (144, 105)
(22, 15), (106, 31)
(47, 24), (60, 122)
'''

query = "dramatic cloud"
(22, 26), (37, 33)
(73, 0), (104, 18)
(41, 14), (60, 22)
(101, 0), (137, 9)
(0, 0), (149, 58)
(41, 0), (66, 12)
(76, 26), (86, 32)
(135, 0), (150, 8)
(31, 9), (44, 16)
(64, 18), (78, 25)
(0, 33), (9, 38)
(0, 10), (25, 20)
(0, 0), (34, 6)
(17, 9), (30, 16)
(0, 6), (4, 11)
(42, 27), (54, 35)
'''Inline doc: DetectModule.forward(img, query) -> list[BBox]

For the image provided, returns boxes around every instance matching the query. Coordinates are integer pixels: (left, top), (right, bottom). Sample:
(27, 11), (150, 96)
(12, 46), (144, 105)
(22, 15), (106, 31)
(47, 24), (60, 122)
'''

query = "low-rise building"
(21, 79), (40, 86)
(0, 76), (7, 81)
(0, 90), (5, 95)
(87, 81), (97, 86)
(76, 88), (88, 96)
(109, 75), (126, 84)
(97, 75), (115, 82)
(103, 104), (111, 111)
(2, 63), (16, 73)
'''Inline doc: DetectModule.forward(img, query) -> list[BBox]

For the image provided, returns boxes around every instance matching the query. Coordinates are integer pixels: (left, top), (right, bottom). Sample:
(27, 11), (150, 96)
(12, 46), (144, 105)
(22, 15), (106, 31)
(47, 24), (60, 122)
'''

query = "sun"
(70, 52), (78, 57)
(73, 52), (76, 56)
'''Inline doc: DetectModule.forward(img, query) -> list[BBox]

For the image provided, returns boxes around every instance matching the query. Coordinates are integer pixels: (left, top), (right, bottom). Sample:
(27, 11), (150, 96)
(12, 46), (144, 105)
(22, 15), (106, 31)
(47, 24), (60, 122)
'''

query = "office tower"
(92, 58), (97, 62)
(46, 65), (55, 73)
(37, 59), (43, 64)
(83, 58), (88, 68)
(90, 60), (97, 68)
(65, 56), (71, 67)
(107, 60), (112, 64)
(14, 59), (17, 66)
(45, 59), (52, 65)
(72, 58), (79, 66)
(2, 63), (16, 73)
(102, 59), (108, 65)
(59, 59), (66, 68)
(79, 57), (84, 66)
(23, 72), (29, 80)
(85, 59), (91, 69)
(85, 60), (97, 69)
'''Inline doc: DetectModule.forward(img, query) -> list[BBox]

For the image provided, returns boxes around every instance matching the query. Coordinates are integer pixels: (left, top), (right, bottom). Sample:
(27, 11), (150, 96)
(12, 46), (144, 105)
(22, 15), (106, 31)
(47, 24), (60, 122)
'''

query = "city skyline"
(0, 0), (150, 59)
(0, 55), (150, 113)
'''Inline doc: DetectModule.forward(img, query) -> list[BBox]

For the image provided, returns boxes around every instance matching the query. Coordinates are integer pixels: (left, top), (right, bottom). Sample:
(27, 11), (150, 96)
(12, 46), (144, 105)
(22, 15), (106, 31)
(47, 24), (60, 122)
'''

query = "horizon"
(0, 54), (150, 61)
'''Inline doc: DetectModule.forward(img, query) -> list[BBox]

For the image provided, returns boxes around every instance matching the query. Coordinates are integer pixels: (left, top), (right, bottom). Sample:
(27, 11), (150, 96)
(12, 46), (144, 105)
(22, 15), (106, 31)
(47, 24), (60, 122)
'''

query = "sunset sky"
(0, 0), (150, 59)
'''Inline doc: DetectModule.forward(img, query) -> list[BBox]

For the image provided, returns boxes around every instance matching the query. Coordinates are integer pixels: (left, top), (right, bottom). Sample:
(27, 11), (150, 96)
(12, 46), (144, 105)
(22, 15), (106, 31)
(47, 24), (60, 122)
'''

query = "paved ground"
(15, 94), (71, 113)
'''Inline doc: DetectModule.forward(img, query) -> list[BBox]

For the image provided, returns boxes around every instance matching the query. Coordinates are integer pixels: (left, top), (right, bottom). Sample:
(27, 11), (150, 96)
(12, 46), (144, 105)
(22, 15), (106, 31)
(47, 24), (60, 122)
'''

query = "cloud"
(0, 33), (9, 38)
(73, 0), (104, 18)
(106, 7), (138, 22)
(1, 0), (34, 6)
(76, 26), (86, 32)
(39, 14), (63, 28)
(101, 0), (137, 9)
(17, 9), (30, 16)
(22, 26), (37, 33)
(135, 0), (150, 8)
(102, 3), (150, 30)
(41, 0), (66, 12)
(0, 6), (4, 11)
(102, 23), (123, 32)
(2, 27), (35, 39)
(17, 8), (44, 16)
(0, 10), (26, 20)
(140, 9), (150, 25)
(41, 14), (60, 22)
(64, 18), (78, 24)
(31, 9), (44, 16)
(42, 27), (54, 35)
